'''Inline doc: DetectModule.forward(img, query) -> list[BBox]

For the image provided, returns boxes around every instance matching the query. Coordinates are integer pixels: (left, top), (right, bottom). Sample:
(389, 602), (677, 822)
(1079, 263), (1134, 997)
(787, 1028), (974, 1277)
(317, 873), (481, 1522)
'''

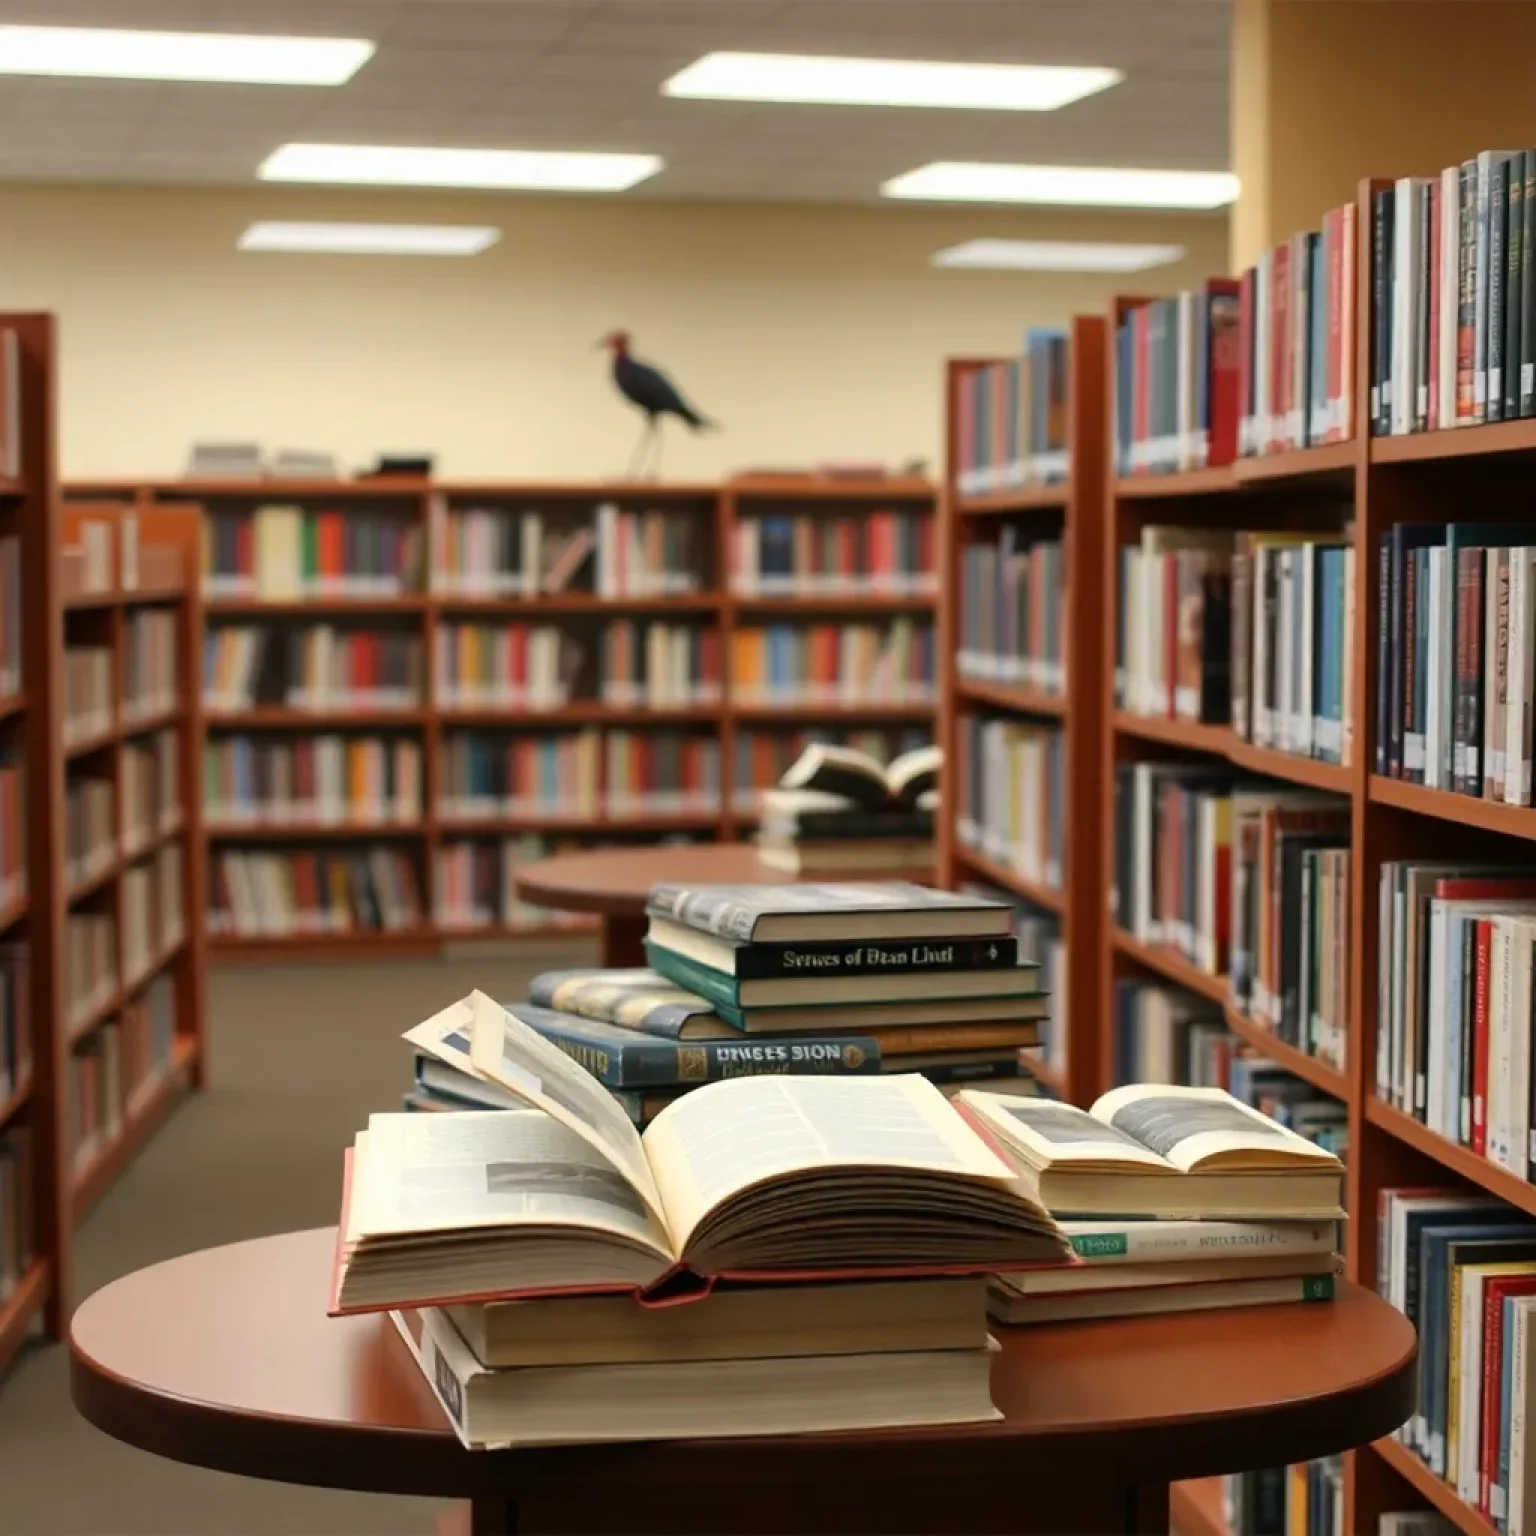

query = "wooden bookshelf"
(937, 319), (1110, 1108)
(66, 475), (940, 957)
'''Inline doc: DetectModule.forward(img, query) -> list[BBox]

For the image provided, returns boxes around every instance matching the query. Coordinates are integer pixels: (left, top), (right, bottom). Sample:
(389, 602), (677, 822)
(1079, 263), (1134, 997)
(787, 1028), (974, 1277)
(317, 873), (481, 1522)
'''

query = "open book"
(958, 1083), (1345, 1220)
(778, 742), (939, 812)
(333, 992), (1071, 1313)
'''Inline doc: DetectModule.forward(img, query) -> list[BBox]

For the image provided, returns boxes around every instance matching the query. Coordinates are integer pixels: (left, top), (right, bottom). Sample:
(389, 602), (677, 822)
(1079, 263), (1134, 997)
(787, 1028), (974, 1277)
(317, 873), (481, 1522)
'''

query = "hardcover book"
(779, 742), (939, 810)
(526, 968), (728, 1042)
(646, 881), (1011, 944)
(333, 992), (1073, 1314)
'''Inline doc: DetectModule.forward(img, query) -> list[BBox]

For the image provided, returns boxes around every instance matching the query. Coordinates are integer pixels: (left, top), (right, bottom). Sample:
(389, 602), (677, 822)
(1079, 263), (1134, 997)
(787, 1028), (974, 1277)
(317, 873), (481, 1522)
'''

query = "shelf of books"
(937, 318), (1109, 1109)
(61, 474), (939, 958)
(939, 165), (1536, 1536)
(57, 498), (206, 1226)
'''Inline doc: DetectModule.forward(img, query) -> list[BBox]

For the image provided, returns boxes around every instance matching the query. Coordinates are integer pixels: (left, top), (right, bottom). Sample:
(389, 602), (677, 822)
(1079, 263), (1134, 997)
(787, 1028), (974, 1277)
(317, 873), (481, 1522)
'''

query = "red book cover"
(1326, 207), (1344, 441)
(1133, 304), (1151, 472)
(1481, 1273), (1536, 1511)
(237, 518), (255, 583)
(1270, 242), (1289, 455)
(510, 624), (528, 699)
(1206, 278), (1242, 466)
(1427, 181), (1442, 430)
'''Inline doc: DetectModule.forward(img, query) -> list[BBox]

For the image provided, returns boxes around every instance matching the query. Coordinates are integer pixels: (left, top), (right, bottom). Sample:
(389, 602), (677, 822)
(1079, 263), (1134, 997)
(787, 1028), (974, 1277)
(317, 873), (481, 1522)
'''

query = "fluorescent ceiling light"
(259, 143), (661, 192)
(663, 52), (1120, 111)
(934, 239), (1186, 272)
(238, 222), (501, 257)
(0, 25), (372, 84)
(885, 163), (1239, 209)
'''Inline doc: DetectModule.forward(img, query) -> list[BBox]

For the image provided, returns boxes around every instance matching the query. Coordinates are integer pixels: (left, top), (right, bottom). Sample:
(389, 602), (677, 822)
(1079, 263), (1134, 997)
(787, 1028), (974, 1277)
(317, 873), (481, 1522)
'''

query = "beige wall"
(0, 184), (1227, 481)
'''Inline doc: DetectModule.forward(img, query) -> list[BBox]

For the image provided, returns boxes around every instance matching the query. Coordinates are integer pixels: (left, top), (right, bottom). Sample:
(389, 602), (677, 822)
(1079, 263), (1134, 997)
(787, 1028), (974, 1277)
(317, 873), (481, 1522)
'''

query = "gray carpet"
(0, 943), (593, 1535)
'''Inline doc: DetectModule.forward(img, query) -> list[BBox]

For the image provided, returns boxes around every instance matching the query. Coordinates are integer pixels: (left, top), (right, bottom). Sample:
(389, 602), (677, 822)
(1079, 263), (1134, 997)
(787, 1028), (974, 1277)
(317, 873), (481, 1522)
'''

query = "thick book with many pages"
(779, 742), (939, 809)
(392, 1305), (1000, 1450)
(333, 992), (1071, 1312)
(959, 1083), (1345, 1219)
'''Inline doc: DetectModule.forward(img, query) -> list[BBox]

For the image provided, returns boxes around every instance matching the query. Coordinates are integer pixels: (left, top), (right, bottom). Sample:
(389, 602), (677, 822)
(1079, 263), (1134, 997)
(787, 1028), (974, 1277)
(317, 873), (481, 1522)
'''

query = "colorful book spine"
(731, 510), (935, 597)
(202, 734), (422, 827)
(203, 504), (423, 598)
(209, 846), (423, 937)
(599, 621), (722, 707)
(955, 715), (1065, 890)
(437, 730), (601, 822)
(729, 620), (935, 706)
(957, 533), (1065, 693)
(955, 333), (1069, 494)
(203, 625), (422, 714)
(434, 624), (572, 710)
(605, 731), (720, 817)
(433, 834), (592, 933)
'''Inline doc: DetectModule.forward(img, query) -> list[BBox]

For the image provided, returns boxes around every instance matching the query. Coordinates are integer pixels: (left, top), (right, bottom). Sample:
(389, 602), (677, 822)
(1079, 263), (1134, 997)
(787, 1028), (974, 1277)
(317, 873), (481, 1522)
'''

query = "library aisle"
(0, 946), (586, 1536)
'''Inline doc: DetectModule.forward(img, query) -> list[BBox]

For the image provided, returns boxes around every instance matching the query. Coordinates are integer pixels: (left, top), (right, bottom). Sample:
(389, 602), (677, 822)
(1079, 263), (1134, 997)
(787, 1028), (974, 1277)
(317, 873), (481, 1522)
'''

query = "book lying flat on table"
(959, 1083), (1346, 1219)
(447, 1273), (989, 1368)
(392, 1306), (1000, 1450)
(643, 925), (1018, 981)
(334, 992), (1072, 1313)
(986, 1268), (1338, 1325)
(647, 881), (1011, 943)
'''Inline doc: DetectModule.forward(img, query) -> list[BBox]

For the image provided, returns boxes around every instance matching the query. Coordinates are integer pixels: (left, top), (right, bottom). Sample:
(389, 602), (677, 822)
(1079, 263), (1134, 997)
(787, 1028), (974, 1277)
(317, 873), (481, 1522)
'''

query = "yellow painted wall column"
(1231, 0), (1536, 268)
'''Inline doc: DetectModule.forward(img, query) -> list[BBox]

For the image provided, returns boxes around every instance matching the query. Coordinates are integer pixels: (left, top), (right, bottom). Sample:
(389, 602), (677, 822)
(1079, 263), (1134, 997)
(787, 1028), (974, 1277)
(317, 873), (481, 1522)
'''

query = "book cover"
(649, 928), (1019, 982)
(526, 969), (728, 1042)
(512, 1002), (882, 1088)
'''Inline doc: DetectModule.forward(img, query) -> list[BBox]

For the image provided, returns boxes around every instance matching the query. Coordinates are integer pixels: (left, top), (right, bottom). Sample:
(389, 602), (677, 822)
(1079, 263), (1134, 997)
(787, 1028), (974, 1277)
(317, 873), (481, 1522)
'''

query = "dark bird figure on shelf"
(598, 330), (717, 479)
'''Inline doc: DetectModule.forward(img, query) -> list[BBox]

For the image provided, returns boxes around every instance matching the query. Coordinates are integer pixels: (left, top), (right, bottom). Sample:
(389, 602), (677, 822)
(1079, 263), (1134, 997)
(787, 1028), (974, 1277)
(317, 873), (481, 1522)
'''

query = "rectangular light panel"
(0, 25), (373, 84)
(664, 52), (1120, 111)
(259, 144), (662, 192)
(886, 163), (1239, 209)
(238, 222), (501, 257)
(934, 239), (1186, 272)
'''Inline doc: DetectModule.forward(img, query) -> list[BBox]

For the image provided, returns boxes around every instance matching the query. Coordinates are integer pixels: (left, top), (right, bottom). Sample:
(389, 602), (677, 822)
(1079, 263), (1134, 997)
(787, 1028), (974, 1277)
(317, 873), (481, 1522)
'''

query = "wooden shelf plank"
(1370, 1438), (1499, 1536)
(121, 935), (186, 996)
(204, 821), (426, 841)
(1170, 1477), (1228, 1536)
(1114, 710), (1234, 754)
(1224, 738), (1356, 795)
(1370, 417), (1536, 465)
(205, 705), (428, 728)
(0, 1259), (48, 1380)
(1112, 928), (1230, 1007)
(437, 703), (721, 727)
(439, 812), (722, 835)
(729, 476), (934, 500)
(204, 596), (428, 615)
(150, 477), (432, 497)
(732, 701), (935, 722)
(65, 854), (119, 904)
(0, 691), (25, 724)
(119, 702), (183, 737)
(1221, 1006), (1350, 1099)
(954, 484), (1069, 516)
(436, 593), (721, 613)
(956, 677), (1067, 717)
(1232, 440), (1358, 483)
(953, 844), (1063, 913)
(72, 1038), (198, 1219)
(63, 722), (117, 759)
(1114, 466), (1238, 499)
(436, 480), (718, 500)
(732, 593), (935, 613)
(1370, 774), (1536, 838)
(0, 890), (27, 933)
(1364, 1097), (1536, 1217)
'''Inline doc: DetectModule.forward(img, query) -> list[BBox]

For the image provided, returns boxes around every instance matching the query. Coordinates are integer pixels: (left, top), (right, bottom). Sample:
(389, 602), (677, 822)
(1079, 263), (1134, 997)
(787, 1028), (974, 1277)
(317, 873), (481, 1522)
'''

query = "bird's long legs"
(625, 416), (657, 479)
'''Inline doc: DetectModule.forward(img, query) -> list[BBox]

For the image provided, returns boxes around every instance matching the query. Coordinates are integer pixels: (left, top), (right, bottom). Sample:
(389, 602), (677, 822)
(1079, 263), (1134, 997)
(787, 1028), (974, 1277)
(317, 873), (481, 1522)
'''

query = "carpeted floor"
(0, 943), (592, 1536)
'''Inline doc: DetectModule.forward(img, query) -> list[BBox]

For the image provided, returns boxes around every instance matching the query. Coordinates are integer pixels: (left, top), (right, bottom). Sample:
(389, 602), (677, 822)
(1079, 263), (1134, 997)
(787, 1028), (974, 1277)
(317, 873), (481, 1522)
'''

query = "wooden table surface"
(71, 1228), (1415, 1533)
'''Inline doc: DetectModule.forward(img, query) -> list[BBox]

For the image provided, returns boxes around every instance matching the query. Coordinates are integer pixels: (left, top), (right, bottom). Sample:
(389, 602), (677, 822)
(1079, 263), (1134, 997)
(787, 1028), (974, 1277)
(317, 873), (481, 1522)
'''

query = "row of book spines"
(65, 911), (116, 1026)
(203, 737), (423, 818)
(955, 338), (1070, 488)
(0, 947), (32, 1103)
(1375, 530), (1536, 800)
(1237, 202), (1358, 456)
(955, 716), (1066, 887)
(203, 508), (421, 586)
(1371, 152), (1536, 436)
(729, 513), (935, 587)
(69, 980), (179, 1159)
(208, 846), (424, 936)
(121, 852), (185, 980)
(729, 624), (936, 688)
(1113, 981), (1237, 1088)
(958, 539), (1065, 676)
(0, 537), (18, 698)
(1113, 282), (1240, 476)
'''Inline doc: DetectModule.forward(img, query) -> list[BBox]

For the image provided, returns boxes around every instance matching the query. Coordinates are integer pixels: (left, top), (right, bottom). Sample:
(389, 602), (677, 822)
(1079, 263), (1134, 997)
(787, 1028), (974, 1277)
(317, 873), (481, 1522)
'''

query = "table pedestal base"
(599, 913), (647, 968)
(442, 1481), (1171, 1535)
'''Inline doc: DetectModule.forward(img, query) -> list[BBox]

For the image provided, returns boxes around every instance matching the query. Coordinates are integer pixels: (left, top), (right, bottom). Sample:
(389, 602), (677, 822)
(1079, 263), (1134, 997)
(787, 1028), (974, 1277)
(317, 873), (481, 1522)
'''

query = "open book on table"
(958, 1083), (1346, 1220)
(332, 991), (1072, 1314)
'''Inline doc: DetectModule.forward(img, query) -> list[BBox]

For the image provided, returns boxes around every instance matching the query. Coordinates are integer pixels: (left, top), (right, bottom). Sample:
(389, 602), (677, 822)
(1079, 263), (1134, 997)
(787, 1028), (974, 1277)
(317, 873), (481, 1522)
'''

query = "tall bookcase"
(64, 474), (938, 961)
(0, 318), (207, 1382)
(937, 177), (1536, 1533)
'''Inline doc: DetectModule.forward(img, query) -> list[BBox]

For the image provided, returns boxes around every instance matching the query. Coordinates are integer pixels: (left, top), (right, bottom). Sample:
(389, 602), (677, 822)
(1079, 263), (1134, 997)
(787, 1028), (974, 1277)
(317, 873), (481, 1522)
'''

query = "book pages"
(1090, 1083), (1340, 1172)
(350, 1110), (674, 1259)
(642, 1073), (1015, 1254)
(404, 1001), (482, 1078)
(960, 1093), (1171, 1172)
(464, 991), (667, 1224)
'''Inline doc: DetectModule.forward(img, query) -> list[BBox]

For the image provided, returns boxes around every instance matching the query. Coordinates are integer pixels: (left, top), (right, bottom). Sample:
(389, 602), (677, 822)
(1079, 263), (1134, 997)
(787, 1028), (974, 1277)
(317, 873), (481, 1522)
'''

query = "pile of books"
(963, 1084), (1346, 1324)
(407, 881), (1050, 1125)
(340, 991), (1075, 1449)
(755, 742), (937, 876)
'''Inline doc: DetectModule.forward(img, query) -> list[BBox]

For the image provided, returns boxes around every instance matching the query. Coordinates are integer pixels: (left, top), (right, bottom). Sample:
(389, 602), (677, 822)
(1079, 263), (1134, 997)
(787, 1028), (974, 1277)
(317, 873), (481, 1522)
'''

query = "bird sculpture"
(598, 330), (716, 479)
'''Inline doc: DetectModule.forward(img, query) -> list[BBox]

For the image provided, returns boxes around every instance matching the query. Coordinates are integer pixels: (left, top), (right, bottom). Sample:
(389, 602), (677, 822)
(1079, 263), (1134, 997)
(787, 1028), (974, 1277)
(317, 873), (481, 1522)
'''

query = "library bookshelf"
(938, 177), (1536, 1535)
(64, 474), (939, 960)
(0, 318), (209, 1382)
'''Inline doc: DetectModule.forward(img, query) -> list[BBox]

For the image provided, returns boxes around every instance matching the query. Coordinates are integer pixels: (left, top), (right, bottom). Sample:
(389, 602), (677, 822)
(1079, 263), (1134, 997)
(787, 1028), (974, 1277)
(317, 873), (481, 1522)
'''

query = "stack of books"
(340, 991), (1075, 1449)
(755, 742), (937, 875)
(408, 883), (1049, 1125)
(961, 1083), (1345, 1324)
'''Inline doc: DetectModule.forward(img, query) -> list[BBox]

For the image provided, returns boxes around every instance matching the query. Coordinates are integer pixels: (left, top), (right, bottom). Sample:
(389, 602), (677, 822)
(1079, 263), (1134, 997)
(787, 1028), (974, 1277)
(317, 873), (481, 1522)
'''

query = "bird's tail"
(683, 408), (719, 432)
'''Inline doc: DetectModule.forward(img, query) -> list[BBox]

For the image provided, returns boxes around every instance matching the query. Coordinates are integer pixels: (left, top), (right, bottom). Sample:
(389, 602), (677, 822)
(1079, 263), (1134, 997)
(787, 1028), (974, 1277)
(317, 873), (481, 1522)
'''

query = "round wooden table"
(71, 1228), (1415, 1535)
(516, 842), (933, 967)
